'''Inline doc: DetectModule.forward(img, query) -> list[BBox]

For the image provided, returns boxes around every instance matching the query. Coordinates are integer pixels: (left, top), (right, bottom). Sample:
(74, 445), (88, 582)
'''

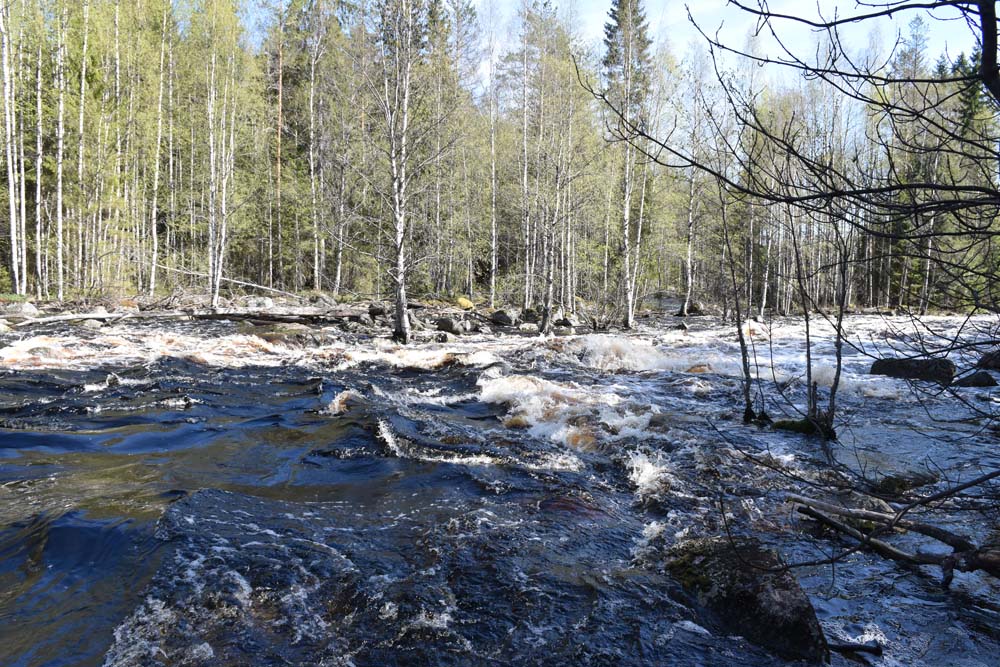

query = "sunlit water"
(0, 313), (998, 666)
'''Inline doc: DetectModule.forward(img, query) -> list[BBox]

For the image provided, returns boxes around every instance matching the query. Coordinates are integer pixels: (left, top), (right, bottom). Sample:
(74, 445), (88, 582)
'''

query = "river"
(0, 312), (997, 666)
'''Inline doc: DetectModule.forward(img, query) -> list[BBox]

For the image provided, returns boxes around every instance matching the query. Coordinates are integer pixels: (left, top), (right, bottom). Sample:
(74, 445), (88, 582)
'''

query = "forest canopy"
(0, 0), (995, 332)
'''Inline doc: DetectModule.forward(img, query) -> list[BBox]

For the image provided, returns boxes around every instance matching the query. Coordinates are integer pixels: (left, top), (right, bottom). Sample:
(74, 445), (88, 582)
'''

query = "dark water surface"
(0, 316), (998, 666)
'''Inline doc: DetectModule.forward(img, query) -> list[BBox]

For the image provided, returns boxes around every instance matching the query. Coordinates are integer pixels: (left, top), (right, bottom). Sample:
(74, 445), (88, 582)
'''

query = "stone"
(244, 296), (274, 310)
(0, 319), (10, 333)
(518, 322), (539, 334)
(553, 326), (574, 336)
(976, 350), (1000, 371)
(677, 301), (704, 316)
(490, 310), (515, 326)
(435, 317), (463, 336)
(368, 302), (387, 318)
(2, 301), (39, 317)
(554, 317), (575, 328)
(870, 357), (955, 384)
(667, 538), (829, 663)
(873, 471), (939, 496)
(953, 370), (997, 388)
(434, 331), (455, 343)
(80, 319), (104, 330)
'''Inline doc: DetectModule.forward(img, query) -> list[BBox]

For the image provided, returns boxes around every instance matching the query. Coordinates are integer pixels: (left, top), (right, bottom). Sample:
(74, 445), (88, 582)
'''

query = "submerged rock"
(870, 357), (955, 384)
(953, 370), (997, 388)
(667, 538), (829, 663)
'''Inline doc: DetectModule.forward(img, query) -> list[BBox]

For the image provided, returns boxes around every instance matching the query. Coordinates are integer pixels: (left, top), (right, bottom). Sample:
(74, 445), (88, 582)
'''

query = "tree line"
(0, 0), (995, 339)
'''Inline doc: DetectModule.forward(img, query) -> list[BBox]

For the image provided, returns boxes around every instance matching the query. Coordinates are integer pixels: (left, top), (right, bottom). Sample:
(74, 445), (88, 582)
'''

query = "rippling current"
(1, 313), (998, 666)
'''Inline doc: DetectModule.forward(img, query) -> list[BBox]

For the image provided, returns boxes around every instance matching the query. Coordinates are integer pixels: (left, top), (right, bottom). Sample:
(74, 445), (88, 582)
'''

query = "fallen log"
(13, 311), (183, 327)
(787, 493), (976, 552)
(796, 505), (1000, 586)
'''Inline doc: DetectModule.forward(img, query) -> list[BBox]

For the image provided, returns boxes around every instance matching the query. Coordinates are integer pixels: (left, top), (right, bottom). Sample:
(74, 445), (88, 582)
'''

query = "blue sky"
(477, 0), (978, 63)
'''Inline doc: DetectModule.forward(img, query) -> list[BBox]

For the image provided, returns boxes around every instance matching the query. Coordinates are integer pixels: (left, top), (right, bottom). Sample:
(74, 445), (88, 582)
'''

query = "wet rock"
(254, 323), (336, 347)
(436, 317), (464, 336)
(456, 296), (475, 310)
(490, 310), (515, 326)
(518, 322), (539, 334)
(686, 363), (713, 374)
(308, 292), (337, 308)
(870, 357), (955, 384)
(553, 326), (574, 336)
(0, 319), (9, 333)
(976, 350), (1000, 371)
(873, 470), (939, 496)
(434, 331), (455, 343)
(348, 313), (375, 328)
(554, 317), (575, 328)
(953, 370), (997, 388)
(2, 301), (39, 317)
(244, 296), (274, 310)
(368, 302), (387, 318)
(80, 319), (104, 330)
(667, 537), (829, 663)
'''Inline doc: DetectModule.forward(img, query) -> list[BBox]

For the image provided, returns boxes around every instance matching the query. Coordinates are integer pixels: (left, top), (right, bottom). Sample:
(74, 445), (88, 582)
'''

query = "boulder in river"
(873, 470), (939, 496)
(2, 301), (39, 317)
(243, 296), (274, 310)
(667, 537), (829, 663)
(870, 357), (955, 384)
(0, 319), (10, 333)
(436, 317), (463, 336)
(490, 310), (515, 326)
(976, 350), (1000, 371)
(952, 370), (998, 388)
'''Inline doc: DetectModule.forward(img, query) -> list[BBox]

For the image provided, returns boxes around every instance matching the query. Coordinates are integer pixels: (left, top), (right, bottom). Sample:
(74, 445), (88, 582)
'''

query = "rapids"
(0, 313), (998, 666)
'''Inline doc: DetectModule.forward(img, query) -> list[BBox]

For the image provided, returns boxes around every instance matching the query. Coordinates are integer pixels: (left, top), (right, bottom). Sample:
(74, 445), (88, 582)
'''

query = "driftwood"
(790, 472), (1000, 586)
(10, 307), (371, 329)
